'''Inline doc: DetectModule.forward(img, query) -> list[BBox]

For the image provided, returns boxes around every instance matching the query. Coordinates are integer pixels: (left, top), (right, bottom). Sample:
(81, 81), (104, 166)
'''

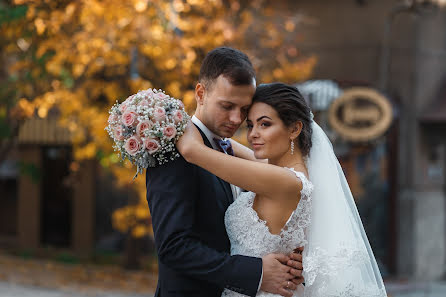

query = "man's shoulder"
(145, 157), (198, 194)
(146, 154), (193, 176)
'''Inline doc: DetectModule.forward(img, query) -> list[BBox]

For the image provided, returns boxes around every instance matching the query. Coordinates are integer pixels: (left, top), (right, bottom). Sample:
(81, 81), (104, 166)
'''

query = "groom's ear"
(195, 83), (205, 106)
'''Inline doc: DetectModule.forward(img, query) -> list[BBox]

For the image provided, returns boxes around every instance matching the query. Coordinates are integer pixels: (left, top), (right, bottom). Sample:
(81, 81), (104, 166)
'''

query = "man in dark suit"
(146, 47), (303, 297)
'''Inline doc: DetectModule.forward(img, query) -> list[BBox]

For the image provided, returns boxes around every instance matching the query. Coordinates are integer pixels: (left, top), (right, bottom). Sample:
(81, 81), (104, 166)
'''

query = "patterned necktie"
(213, 138), (234, 156)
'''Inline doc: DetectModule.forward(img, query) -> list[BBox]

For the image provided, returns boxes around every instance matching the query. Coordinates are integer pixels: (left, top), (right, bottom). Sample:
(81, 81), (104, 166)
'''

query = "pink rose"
(113, 126), (124, 141)
(124, 136), (141, 155)
(154, 92), (169, 101)
(172, 110), (183, 124)
(121, 110), (138, 127)
(136, 120), (153, 139)
(153, 107), (166, 123)
(144, 138), (160, 154)
(119, 102), (128, 113)
(119, 95), (135, 112)
(163, 124), (177, 140)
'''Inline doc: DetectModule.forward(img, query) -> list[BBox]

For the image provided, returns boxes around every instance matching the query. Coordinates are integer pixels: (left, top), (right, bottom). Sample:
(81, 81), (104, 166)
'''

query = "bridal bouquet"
(105, 88), (190, 178)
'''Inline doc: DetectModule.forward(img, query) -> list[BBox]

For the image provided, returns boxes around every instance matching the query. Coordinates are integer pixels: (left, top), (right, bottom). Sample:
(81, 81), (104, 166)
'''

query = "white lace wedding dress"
(221, 120), (387, 297)
(222, 168), (312, 297)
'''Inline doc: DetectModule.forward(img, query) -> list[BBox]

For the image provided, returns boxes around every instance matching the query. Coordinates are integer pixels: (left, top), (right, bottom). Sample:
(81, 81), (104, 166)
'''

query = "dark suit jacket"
(146, 126), (262, 297)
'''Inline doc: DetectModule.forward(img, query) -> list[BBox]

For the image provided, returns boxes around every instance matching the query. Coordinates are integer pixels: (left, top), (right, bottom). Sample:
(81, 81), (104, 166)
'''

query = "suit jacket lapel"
(195, 124), (234, 205)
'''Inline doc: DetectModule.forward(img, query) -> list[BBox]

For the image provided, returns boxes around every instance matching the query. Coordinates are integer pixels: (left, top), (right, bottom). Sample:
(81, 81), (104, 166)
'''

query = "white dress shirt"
(191, 116), (242, 200)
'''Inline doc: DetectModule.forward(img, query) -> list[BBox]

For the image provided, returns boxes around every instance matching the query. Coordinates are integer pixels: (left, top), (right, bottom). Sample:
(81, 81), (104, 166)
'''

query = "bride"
(176, 82), (387, 297)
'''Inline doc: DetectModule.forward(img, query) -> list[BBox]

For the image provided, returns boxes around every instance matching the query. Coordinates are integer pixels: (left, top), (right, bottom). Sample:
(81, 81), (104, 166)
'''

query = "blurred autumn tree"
(0, 0), (316, 244)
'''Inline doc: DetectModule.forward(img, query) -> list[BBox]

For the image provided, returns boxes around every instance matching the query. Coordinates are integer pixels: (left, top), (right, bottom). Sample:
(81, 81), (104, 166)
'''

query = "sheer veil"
(302, 119), (387, 297)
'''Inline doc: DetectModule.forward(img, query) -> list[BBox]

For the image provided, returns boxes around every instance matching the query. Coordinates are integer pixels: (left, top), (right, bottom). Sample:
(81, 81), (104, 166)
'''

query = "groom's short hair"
(199, 47), (256, 89)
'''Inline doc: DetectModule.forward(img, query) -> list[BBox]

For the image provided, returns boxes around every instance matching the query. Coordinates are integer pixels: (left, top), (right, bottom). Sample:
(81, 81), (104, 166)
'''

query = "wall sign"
(328, 87), (393, 142)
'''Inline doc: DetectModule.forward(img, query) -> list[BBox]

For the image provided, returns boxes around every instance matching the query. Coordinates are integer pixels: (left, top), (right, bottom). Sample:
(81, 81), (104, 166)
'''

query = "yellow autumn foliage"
(1, 0), (316, 237)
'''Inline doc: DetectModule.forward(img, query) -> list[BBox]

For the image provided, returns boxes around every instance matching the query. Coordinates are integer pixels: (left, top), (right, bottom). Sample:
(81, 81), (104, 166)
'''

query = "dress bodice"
(222, 168), (313, 297)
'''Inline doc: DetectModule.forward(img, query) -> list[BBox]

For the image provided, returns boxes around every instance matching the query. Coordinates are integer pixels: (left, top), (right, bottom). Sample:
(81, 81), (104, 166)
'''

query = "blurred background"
(0, 0), (446, 296)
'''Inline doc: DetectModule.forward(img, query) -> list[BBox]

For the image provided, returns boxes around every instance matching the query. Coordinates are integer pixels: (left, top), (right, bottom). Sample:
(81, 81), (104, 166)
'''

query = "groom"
(146, 47), (303, 297)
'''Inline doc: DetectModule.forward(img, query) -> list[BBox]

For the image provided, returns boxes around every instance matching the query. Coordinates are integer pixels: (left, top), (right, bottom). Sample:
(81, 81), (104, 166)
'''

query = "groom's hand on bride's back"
(261, 253), (297, 297)
(288, 247), (305, 285)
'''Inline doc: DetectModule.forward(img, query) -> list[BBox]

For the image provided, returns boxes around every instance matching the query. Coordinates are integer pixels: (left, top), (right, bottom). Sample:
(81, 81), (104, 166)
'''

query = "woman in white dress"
(177, 83), (387, 297)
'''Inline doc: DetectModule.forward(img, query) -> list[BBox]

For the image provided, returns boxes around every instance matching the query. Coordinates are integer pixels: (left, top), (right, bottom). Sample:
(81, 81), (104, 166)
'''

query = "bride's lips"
(251, 143), (264, 149)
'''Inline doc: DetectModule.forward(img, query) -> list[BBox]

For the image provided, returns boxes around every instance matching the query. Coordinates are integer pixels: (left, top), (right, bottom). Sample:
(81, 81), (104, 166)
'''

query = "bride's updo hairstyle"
(252, 83), (313, 156)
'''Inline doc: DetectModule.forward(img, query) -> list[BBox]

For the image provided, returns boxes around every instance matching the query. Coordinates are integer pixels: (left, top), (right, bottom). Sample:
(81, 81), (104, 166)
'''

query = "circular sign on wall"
(328, 87), (393, 142)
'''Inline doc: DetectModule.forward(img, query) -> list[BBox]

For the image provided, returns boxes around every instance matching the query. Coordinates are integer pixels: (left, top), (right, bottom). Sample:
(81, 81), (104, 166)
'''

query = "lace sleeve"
(279, 168), (314, 252)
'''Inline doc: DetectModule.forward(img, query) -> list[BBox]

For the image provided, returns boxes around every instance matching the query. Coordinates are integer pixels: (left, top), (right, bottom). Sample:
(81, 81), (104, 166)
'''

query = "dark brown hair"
(252, 83), (313, 156)
(198, 47), (256, 89)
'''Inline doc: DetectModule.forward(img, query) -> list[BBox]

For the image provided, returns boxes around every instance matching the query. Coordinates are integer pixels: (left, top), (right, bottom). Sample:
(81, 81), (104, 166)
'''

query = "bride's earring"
(291, 140), (295, 155)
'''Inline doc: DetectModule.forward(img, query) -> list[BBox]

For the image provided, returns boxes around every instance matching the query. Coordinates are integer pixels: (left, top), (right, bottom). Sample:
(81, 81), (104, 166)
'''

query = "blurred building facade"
(0, 115), (147, 260)
(293, 0), (446, 281)
(0, 116), (96, 256)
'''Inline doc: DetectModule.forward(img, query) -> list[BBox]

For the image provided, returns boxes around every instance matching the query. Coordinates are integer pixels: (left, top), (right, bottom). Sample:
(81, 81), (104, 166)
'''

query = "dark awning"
(18, 116), (72, 145)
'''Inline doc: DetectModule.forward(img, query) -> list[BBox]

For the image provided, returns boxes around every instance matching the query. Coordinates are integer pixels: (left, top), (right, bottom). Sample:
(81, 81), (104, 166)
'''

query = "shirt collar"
(191, 115), (222, 150)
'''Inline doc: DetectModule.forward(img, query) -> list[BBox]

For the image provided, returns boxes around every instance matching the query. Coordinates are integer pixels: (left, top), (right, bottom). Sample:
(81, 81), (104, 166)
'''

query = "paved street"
(386, 281), (446, 297)
(0, 281), (153, 297)
(1, 252), (445, 297)
(1, 280), (446, 297)
(0, 253), (157, 297)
